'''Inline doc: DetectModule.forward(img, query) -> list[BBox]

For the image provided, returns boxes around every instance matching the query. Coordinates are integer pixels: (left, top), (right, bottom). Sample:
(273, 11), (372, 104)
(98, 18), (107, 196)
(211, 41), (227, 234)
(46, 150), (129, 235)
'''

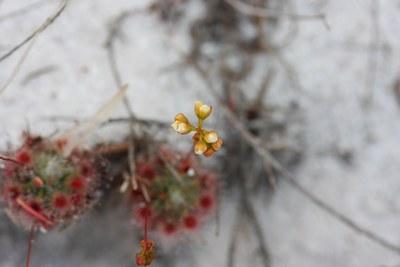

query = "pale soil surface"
(0, 0), (399, 266)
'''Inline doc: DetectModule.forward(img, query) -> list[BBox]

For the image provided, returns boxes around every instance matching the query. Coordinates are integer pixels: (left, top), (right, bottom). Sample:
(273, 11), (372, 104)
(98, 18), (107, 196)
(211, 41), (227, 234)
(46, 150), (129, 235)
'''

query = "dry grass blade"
(61, 84), (129, 156)
(0, 35), (37, 96)
(0, 0), (50, 23)
(225, 0), (326, 20)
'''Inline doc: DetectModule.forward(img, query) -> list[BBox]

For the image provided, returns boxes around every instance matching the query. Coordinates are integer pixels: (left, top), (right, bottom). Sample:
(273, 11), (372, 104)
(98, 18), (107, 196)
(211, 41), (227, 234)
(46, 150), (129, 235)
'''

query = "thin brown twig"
(0, 155), (21, 164)
(228, 159), (271, 267)
(105, 8), (144, 192)
(227, 211), (242, 267)
(0, 0), (50, 23)
(267, 46), (305, 92)
(252, 68), (275, 109)
(362, 0), (381, 109)
(104, 5), (157, 196)
(21, 65), (57, 85)
(105, 117), (170, 128)
(241, 191), (271, 267)
(263, 161), (276, 190)
(94, 142), (129, 156)
(188, 55), (400, 256)
(266, 0), (299, 49)
(0, 35), (37, 95)
(42, 115), (169, 128)
(225, 0), (328, 26)
(0, 0), (67, 62)
(249, 69), (277, 190)
(241, 144), (271, 266)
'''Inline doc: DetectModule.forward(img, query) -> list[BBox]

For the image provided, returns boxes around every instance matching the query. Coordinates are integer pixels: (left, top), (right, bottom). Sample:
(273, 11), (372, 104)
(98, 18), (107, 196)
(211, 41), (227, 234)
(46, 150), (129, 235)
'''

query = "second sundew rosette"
(131, 146), (217, 238)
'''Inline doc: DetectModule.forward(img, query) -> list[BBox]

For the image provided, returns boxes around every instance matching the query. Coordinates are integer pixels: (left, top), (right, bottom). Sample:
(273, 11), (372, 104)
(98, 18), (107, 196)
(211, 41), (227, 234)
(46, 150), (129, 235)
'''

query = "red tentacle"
(16, 197), (54, 227)
(0, 155), (21, 165)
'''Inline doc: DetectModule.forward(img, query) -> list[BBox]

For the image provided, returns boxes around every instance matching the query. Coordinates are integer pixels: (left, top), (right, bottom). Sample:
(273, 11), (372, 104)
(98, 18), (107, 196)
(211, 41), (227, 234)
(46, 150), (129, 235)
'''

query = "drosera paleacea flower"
(130, 146), (217, 241)
(171, 113), (193, 134)
(171, 101), (223, 157)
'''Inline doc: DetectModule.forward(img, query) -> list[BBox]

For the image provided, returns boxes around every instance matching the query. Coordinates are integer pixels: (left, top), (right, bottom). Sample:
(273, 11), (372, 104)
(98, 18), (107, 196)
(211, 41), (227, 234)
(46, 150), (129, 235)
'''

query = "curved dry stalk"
(0, 35), (37, 96)
(228, 164), (272, 267)
(42, 115), (169, 128)
(105, 8), (143, 191)
(242, 196), (271, 267)
(21, 65), (57, 85)
(362, 0), (381, 108)
(188, 56), (400, 256)
(267, 0), (299, 49)
(0, 155), (21, 164)
(0, 0), (67, 63)
(227, 212), (242, 267)
(105, 117), (170, 128)
(105, 4), (156, 191)
(225, 0), (327, 21)
(0, 0), (50, 23)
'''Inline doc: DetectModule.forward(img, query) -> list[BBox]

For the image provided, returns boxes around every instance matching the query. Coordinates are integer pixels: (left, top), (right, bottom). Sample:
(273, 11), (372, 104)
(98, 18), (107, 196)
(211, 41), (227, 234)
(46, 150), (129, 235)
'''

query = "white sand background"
(0, 0), (399, 266)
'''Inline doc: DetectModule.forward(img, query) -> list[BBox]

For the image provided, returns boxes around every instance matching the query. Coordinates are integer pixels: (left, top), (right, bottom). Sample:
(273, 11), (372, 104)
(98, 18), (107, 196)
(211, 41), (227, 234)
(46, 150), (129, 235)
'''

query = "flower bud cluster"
(171, 101), (222, 157)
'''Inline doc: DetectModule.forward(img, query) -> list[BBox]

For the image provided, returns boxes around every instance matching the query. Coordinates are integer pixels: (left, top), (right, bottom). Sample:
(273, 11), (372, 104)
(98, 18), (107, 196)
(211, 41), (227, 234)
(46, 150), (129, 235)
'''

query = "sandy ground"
(0, 0), (399, 266)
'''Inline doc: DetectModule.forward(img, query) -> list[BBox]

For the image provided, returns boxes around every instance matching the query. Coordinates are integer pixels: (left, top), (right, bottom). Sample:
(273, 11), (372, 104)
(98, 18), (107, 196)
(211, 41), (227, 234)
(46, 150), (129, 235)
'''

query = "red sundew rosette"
(1, 86), (127, 231)
(131, 146), (218, 239)
(0, 134), (102, 231)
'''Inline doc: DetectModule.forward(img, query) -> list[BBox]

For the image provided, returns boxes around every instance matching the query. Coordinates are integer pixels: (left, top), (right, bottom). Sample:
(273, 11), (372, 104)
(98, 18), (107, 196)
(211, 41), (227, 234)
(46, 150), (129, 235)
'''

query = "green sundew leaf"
(153, 200), (164, 212)
(33, 153), (51, 179)
(43, 184), (54, 197)
(35, 151), (77, 189)
(177, 176), (199, 206)
(56, 171), (74, 189)
(42, 192), (53, 208)
(36, 186), (48, 199)
(22, 182), (32, 193)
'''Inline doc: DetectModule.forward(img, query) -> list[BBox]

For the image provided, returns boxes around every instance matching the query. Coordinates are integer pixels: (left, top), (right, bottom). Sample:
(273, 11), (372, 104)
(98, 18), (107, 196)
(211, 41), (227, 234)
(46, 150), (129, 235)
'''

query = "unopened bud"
(32, 177), (44, 188)
(194, 141), (207, 155)
(171, 121), (192, 134)
(194, 101), (212, 120)
(204, 131), (218, 144)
